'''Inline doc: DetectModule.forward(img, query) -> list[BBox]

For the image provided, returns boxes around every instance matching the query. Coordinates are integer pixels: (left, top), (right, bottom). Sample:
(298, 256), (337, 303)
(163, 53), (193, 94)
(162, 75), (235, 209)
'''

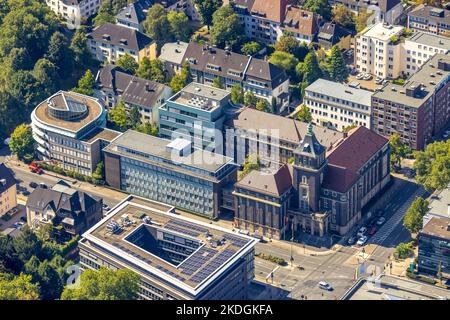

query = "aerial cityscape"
(0, 0), (449, 308)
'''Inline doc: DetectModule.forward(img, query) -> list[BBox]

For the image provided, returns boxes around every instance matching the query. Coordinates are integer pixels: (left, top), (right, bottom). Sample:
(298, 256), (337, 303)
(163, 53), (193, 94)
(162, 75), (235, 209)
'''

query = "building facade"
(31, 91), (120, 177)
(331, 0), (404, 25)
(115, 0), (152, 32)
(103, 131), (238, 219)
(79, 195), (257, 300)
(408, 4), (450, 37)
(304, 79), (373, 131)
(0, 164), (17, 218)
(45, 0), (100, 26)
(418, 216), (450, 277)
(95, 65), (173, 124)
(159, 83), (229, 153)
(26, 180), (102, 239)
(371, 53), (450, 150)
(87, 23), (157, 64)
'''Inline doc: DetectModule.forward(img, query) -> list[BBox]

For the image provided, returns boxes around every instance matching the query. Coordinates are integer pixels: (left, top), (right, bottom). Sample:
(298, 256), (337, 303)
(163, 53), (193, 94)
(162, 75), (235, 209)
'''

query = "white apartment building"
(304, 79), (373, 131)
(45, 0), (100, 26)
(401, 32), (450, 77)
(355, 23), (404, 79)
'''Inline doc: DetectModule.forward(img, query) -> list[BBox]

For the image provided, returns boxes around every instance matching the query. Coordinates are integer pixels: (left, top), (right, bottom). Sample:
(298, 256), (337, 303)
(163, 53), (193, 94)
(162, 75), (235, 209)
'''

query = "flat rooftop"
(305, 78), (373, 107)
(343, 275), (450, 300)
(81, 127), (121, 143)
(421, 216), (450, 239)
(362, 23), (403, 41)
(103, 130), (235, 177)
(408, 32), (450, 50)
(82, 196), (257, 295)
(33, 91), (104, 133)
(170, 83), (230, 112)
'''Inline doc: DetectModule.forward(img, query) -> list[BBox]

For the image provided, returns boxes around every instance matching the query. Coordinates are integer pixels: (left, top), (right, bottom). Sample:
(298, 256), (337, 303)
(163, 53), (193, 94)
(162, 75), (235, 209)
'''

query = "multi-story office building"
(330, 0), (404, 25)
(408, 4), (450, 37)
(103, 131), (238, 219)
(372, 53), (450, 150)
(303, 79), (373, 131)
(159, 83), (230, 153)
(355, 22), (404, 79)
(45, 0), (100, 26)
(79, 195), (257, 300)
(0, 164), (17, 218)
(182, 42), (290, 110)
(95, 64), (173, 124)
(418, 216), (450, 276)
(26, 180), (102, 239)
(115, 0), (152, 32)
(401, 32), (450, 77)
(224, 108), (343, 165)
(234, 125), (391, 238)
(31, 91), (121, 177)
(87, 23), (157, 64)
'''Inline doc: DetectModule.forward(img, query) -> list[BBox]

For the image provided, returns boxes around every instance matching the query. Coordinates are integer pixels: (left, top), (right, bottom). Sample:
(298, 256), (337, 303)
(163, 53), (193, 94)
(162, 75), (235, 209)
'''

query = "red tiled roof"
(322, 127), (388, 192)
(283, 7), (319, 36)
(251, 0), (288, 23)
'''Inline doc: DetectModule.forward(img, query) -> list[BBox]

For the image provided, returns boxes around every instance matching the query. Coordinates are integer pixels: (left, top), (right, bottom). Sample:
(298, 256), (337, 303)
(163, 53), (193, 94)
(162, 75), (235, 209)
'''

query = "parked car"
(375, 77), (384, 84)
(363, 73), (373, 80)
(376, 217), (386, 226)
(13, 221), (24, 229)
(22, 190), (30, 196)
(318, 281), (333, 291)
(29, 182), (38, 189)
(20, 216), (27, 222)
(368, 225), (378, 236)
(347, 236), (356, 245)
(357, 227), (367, 237)
(356, 73), (364, 80)
(39, 182), (48, 189)
(8, 208), (18, 215)
(357, 236), (368, 246)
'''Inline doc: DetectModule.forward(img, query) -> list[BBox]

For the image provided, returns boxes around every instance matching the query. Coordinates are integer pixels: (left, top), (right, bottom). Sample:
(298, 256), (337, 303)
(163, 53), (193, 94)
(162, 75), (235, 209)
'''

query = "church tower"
(292, 123), (327, 213)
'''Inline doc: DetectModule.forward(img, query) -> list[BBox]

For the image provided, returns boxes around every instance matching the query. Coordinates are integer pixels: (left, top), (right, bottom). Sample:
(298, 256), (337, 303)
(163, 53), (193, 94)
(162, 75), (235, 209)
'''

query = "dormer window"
(102, 34), (111, 41)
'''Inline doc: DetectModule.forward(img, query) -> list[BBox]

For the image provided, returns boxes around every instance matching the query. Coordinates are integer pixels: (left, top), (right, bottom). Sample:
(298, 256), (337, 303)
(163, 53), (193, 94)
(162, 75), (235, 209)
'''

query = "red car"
(368, 225), (378, 236)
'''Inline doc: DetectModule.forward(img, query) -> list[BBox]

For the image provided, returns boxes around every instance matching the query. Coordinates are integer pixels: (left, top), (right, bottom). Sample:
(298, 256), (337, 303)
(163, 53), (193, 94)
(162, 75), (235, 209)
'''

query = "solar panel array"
(113, 242), (153, 264)
(180, 247), (217, 276)
(156, 265), (186, 282)
(164, 224), (200, 237)
(222, 234), (249, 248)
(190, 248), (236, 283)
(168, 219), (209, 234)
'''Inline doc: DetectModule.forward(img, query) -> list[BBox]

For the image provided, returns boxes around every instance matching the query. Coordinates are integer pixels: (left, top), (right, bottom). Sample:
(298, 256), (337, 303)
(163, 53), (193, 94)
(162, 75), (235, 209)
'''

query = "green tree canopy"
(61, 267), (140, 300)
(92, 161), (105, 182)
(143, 4), (171, 44)
(240, 41), (261, 56)
(244, 91), (257, 107)
(93, 0), (115, 27)
(193, 0), (221, 27)
(230, 84), (244, 105)
(0, 273), (40, 300)
(403, 197), (430, 234)
(117, 54), (139, 74)
(255, 99), (271, 113)
(212, 77), (224, 89)
(108, 100), (128, 131)
(210, 5), (244, 50)
(45, 31), (73, 77)
(269, 51), (299, 78)
(390, 133), (411, 172)
(303, 0), (332, 21)
(9, 123), (34, 161)
(167, 11), (191, 42)
(332, 4), (355, 30)
(70, 30), (91, 68)
(328, 46), (349, 82)
(136, 57), (167, 83)
(297, 105), (312, 123)
(72, 69), (95, 96)
(169, 61), (191, 92)
(302, 52), (322, 85)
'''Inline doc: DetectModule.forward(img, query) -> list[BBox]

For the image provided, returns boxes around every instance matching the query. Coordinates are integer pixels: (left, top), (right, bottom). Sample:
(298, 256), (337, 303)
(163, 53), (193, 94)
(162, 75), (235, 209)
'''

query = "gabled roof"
(318, 22), (353, 46)
(236, 164), (293, 197)
(97, 65), (170, 109)
(0, 163), (15, 194)
(250, 0), (287, 23)
(322, 127), (389, 192)
(88, 23), (154, 52)
(283, 6), (319, 36)
(115, 0), (152, 25)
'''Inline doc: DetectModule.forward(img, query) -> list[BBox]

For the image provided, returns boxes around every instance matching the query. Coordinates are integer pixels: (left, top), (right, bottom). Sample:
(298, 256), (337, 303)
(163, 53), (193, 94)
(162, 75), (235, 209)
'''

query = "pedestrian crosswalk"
(369, 187), (425, 245)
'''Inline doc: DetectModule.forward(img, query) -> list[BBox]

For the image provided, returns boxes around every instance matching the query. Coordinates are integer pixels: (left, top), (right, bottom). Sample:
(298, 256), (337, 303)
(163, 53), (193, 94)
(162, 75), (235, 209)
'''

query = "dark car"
(29, 182), (38, 188)
(22, 190), (30, 196)
(20, 216), (27, 222)
(368, 225), (378, 236)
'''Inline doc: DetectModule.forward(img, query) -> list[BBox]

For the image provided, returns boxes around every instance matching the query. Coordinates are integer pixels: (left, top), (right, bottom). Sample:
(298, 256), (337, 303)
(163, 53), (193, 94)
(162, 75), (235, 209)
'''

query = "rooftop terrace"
(170, 83), (230, 112)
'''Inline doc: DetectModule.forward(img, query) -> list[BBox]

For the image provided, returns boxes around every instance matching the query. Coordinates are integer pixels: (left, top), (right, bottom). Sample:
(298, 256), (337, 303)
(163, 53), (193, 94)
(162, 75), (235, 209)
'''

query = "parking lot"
(0, 203), (27, 236)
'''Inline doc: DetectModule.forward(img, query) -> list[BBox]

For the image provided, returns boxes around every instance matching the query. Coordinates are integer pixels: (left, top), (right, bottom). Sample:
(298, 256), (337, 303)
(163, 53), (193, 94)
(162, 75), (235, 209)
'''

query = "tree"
(0, 234), (21, 273)
(128, 106), (141, 129)
(390, 133), (411, 172)
(70, 30), (91, 68)
(92, 161), (105, 182)
(328, 46), (349, 82)
(108, 100), (128, 131)
(244, 91), (257, 107)
(0, 273), (40, 300)
(72, 69), (95, 96)
(9, 124), (34, 162)
(167, 11), (191, 42)
(240, 154), (260, 178)
(230, 84), (244, 105)
(93, 1), (115, 27)
(136, 122), (158, 136)
(24, 257), (62, 300)
(394, 242), (414, 260)
(13, 226), (42, 264)
(303, 0), (332, 21)
(143, 4), (171, 44)
(269, 51), (299, 78)
(403, 197), (430, 234)
(45, 32), (73, 77)
(0, 91), (23, 139)
(342, 123), (357, 133)
(170, 61), (191, 92)
(302, 52), (322, 85)
(135, 57), (166, 82)
(414, 140), (450, 191)
(117, 54), (139, 74)
(297, 105), (312, 123)
(275, 35), (300, 56)
(255, 99), (271, 113)
(33, 58), (59, 97)
(193, 0), (221, 28)
(332, 5), (355, 30)
(356, 10), (371, 33)
(212, 77), (224, 89)
(61, 267), (140, 300)
(210, 5), (244, 50)
(240, 41), (261, 56)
